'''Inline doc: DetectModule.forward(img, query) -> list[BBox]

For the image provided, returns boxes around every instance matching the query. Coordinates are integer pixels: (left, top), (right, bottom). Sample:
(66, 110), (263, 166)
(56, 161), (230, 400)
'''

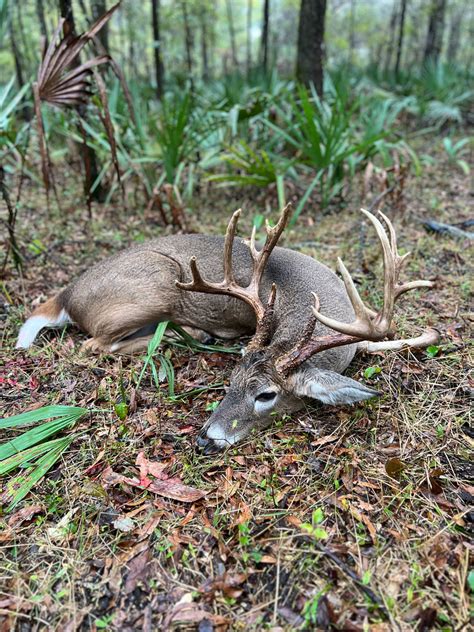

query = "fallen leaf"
(385, 458), (405, 479)
(136, 451), (168, 480)
(113, 516), (135, 532)
(102, 468), (206, 503)
(200, 572), (248, 599)
(137, 513), (162, 538)
(7, 504), (43, 529)
(124, 545), (152, 594)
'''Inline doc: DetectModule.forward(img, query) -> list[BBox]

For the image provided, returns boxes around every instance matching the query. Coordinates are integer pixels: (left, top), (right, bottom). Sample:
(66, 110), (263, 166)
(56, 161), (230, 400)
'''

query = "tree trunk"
(126, 3), (137, 77)
(446, 10), (461, 63)
(394, 0), (407, 77)
(59, 0), (75, 36)
(8, 4), (25, 90)
(423, 0), (446, 64)
(59, 0), (104, 204)
(35, 0), (49, 46)
(260, 0), (270, 72)
(348, 0), (355, 65)
(225, 0), (238, 68)
(151, 0), (164, 98)
(384, 2), (398, 74)
(181, 1), (194, 85)
(246, 0), (252, 75)
(91, 0), (109, 50)
(200, 9), (210, 80)
(296, 0), (327, 96)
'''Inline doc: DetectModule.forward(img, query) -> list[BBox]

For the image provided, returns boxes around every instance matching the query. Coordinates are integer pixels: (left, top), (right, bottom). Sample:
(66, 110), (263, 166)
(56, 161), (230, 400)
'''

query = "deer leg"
(109, 335), (154, 354)
(82, 337), (114, 354)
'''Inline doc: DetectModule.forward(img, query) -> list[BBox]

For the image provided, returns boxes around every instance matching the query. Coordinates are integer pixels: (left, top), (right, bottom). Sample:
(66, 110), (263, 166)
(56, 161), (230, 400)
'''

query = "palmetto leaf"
(37, 3), (119, 107)
(0, 406), (90, 511)
(33, 3), (120, 201)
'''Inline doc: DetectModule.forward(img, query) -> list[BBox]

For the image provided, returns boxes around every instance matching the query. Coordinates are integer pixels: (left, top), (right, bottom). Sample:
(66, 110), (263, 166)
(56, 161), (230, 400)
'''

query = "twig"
(272, 541), (282, 624)
(0, 167), (23, 273)
(318, 543), (389, 615)
(297, 534), (390, 619)
(367, 183), (396, 213)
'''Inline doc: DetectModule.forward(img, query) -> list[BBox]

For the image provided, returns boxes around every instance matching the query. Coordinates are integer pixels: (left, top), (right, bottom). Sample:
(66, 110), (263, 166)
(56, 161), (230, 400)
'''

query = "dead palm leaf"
(33, 3), (120, 202)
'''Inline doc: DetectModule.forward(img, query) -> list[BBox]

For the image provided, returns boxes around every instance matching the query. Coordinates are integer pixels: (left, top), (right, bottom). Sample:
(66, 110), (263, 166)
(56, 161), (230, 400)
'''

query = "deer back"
(59, 234), (357, 372)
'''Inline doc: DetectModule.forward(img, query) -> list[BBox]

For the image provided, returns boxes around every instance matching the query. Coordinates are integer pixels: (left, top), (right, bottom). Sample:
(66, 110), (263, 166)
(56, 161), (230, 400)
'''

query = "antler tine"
(375, 209), (434, 299)
(310, 257), (377, 338)
(223, 208), (241, 285)
(246, 203), (293, 291)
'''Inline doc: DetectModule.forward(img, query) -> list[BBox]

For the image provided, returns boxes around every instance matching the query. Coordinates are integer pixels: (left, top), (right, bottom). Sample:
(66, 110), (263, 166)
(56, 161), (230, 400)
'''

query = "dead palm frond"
(33, 3), (120, 204)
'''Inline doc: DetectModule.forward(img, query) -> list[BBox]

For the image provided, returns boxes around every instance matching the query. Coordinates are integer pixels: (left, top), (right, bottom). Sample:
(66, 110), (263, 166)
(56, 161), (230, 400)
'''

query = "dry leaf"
(136, 451), (168, 481)
(7, 504), (43, 529)
(385, 458), (405, 479)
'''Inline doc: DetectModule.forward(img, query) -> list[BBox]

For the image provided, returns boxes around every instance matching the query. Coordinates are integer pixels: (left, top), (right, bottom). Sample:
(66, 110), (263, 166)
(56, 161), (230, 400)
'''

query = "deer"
(16, 205), (439, 454)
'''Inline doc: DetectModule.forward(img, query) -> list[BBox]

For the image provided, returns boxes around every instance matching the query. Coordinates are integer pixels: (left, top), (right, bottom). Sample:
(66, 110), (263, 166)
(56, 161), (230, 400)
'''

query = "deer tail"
(16, 295), (71, 349)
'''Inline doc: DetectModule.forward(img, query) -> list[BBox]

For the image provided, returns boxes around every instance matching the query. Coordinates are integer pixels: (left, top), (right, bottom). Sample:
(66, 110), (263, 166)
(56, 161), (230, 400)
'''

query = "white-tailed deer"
(16, 206), (439, 453)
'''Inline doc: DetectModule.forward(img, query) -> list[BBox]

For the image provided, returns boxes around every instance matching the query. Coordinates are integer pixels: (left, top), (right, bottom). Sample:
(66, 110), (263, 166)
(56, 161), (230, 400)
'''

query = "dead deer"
(16, 205), (439, 453)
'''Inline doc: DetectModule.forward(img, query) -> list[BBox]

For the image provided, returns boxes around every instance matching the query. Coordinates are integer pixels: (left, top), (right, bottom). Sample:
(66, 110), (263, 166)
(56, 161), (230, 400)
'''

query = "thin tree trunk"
(225, 0), (238, 68)
(126, 3), (137, 77)
(91, 0), (109, 50)
(36, 0), (49, 46)
(246, 0), (252, 75)
(59, 0), (104, 204)
(59, 0), (75, 35)
(296, 0), (327, 96)
(16, 2), (33, 74)
(260, 0), (270, 72)
(348, 0), (355, 65)
(151, 0), (164, 98)
(181, 1), (194, 86)
(200, 9), (209, 80)
(394, 0), (407, 77)
(8, 5), (25, 90)
(446, 10), (461, 63)
(384, 2), (398, 74)
(423, 0), (446, 64)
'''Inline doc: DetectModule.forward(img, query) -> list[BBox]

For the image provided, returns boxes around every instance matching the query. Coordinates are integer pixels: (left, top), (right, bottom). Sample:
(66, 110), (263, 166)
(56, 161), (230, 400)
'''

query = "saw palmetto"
(33, 3), (120, 202)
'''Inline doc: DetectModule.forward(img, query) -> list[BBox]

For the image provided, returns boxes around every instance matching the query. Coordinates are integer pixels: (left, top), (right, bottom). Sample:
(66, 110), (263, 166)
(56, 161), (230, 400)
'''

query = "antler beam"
(276, 209), (438, 375)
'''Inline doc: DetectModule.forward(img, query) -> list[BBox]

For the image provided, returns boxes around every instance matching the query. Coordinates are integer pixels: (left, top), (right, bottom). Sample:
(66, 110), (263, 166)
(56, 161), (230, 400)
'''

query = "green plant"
(265, 83), (389, 214)
(442, 137), (471, 175)
(153, 91), (218, 184)
(0, 406), (89, 511)
(136, 321), (175, 396)
(207, 140), (294, 206)
(301, 507), (328, 540)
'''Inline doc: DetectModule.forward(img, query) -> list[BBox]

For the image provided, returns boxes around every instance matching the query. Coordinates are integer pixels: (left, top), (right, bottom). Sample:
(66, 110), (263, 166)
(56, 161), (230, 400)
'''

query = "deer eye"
(255, 391), (277, 403)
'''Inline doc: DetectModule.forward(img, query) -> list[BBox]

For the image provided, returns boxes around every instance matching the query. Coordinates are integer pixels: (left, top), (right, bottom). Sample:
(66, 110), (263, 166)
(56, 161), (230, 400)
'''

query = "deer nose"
(196, 432), (220, 455)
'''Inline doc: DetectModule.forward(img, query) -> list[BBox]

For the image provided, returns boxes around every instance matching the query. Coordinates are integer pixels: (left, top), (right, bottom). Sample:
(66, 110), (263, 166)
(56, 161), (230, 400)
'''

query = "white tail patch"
(16, 308), (70, 349)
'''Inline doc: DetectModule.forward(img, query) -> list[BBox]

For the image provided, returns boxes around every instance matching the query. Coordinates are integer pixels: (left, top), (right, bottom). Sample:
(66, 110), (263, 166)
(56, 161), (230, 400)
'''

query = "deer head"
(177, 205), (436, 454)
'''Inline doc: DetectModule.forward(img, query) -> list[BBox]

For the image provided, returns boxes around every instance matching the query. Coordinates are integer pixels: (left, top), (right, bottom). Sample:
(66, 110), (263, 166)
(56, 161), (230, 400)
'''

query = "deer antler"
(276, 209), (438, 375)
(176, 204), (293, 350)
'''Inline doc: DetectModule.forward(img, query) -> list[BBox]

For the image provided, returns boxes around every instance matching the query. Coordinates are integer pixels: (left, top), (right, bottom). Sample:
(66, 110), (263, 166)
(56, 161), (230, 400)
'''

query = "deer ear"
(287, 367), (380, 406)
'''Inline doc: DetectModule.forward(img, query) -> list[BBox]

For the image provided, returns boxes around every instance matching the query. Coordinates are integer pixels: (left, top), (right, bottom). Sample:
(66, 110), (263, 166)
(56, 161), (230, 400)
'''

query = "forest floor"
(0, 138), (473, 631)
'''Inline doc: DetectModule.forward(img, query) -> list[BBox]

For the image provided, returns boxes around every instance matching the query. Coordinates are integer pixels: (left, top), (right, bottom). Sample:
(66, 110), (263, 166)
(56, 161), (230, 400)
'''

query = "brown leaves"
(200, 572), (248, 600)
(101, 460), (206, 503)
(385, 457), (405, 479)
(163, 595), (228, 629)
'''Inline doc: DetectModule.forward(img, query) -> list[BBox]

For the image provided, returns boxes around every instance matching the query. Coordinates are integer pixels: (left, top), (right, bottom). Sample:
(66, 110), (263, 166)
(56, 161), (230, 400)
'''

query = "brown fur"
(31, 296), (62, 319)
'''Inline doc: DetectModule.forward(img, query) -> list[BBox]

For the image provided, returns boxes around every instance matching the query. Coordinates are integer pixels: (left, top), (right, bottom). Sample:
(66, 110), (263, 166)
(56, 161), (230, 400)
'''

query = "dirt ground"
(1, 143), (472, 631)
